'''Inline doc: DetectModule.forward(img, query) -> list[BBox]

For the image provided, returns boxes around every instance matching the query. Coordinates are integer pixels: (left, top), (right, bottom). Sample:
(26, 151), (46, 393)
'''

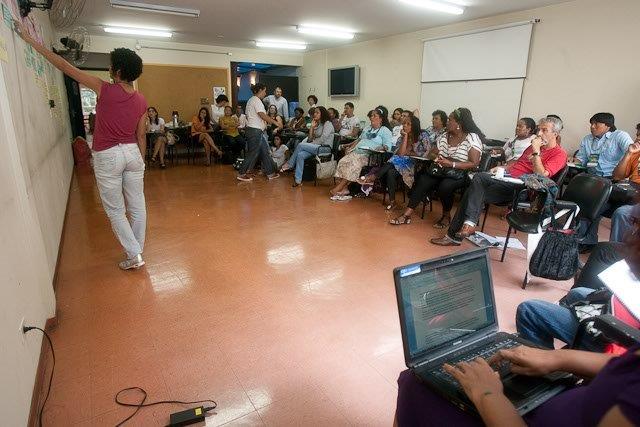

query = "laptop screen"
(395, 250), (497, 362)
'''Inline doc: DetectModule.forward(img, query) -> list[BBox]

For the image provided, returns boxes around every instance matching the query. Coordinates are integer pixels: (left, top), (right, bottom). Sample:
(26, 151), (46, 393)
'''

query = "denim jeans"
(93, 143), (146, 259)
(516, 287), (598, 349)
(610, 203), (637, 242)
(287, 142), (330, 184)
(239, 127), (274, 175)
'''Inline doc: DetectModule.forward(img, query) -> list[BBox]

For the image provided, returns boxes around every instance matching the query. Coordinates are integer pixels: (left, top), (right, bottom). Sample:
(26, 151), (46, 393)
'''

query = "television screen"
(329, 66), (359, 97)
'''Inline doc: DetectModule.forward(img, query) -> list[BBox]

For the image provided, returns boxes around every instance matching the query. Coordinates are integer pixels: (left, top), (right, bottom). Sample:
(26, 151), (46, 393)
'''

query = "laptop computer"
(394, 248), (573, 416)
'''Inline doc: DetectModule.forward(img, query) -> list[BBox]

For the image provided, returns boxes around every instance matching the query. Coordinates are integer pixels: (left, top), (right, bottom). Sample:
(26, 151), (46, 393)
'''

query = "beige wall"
(0, 9), (73, 427)
(300, 0), (640, 152)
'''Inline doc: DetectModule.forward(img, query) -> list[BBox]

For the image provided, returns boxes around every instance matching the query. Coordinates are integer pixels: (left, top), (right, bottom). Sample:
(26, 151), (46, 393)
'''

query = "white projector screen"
(420, 79), (524, 141)
(422, 24), (533, 82)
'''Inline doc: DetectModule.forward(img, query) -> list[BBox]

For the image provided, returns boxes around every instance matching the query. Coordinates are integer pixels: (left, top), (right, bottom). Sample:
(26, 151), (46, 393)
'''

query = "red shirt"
(508, 144), (567, 178)
(93, 82), (147, 152)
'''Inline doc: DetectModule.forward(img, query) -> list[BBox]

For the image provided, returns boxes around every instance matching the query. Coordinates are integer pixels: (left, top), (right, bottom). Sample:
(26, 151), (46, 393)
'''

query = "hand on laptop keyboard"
(442, 358), (505, 404)
(487, 345), (561, 377)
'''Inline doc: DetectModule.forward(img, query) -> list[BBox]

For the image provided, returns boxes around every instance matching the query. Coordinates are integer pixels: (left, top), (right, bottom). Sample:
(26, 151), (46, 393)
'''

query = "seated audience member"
(390, 107), (404, 128)
(330, 106), (394, 198)
(431, 116), (567, 246)
(211, 94), (229, 125)
(339, 102), (360, 138)
(307, 94), (318, 110)
(281, 106), (335, 187)
(420, 109), (448, 149)
(270, 135), (288, 170)
(396, 228), (640, 427)
(327, 107), (341, 133)
(392, 108), (483, 227)
(395, 335), (640, 426)
(611, 203), (639, 242)
(575, 113), (634, 252)
(266, 104), (284, 141)
(391, 109), (412, 143)
(492, 117), (537, 162)
(263, 86), (289, 121)
(287, 107), (307, 131)
(517, 223), (639, 351)
(546, 114), (563, 145)
(359, 115), (422, 210)
(235, 105), (248, 129)
(146, 106), (168, 168)
(191, 107), (222, 166)
(219, 105), (245, 155)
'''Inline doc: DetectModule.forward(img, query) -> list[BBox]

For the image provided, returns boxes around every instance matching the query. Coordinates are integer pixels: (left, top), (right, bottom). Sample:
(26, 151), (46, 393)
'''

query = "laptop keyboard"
(430, 338), (519, 386)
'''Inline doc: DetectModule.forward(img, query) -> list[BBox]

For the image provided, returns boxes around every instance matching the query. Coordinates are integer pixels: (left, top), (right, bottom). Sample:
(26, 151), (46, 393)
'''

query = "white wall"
(299, 0), (640, 151)
(0, 10), (73, 426)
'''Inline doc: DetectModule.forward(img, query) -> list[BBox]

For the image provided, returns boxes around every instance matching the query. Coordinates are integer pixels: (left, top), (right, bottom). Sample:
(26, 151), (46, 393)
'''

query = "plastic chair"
(506, 174), (612, 288)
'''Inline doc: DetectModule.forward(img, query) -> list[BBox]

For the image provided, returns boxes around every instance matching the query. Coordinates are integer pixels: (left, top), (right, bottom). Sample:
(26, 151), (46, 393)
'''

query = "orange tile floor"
(42, 162), (588, 426)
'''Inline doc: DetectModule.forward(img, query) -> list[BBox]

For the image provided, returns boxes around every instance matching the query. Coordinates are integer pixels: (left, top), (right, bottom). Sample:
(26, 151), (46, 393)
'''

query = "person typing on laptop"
(395, 240), (640, 426)
(431, 116), (567, 246)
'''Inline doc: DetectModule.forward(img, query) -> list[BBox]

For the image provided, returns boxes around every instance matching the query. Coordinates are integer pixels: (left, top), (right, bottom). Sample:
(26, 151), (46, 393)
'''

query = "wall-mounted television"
(328, 65), (360, 97)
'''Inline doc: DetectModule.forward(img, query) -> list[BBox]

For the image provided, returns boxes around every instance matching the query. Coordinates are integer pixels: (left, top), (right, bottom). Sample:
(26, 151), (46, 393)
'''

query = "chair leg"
(500, 226), (512, 262)
(421, 199), (427, 220)
(481, 205), (489, 232)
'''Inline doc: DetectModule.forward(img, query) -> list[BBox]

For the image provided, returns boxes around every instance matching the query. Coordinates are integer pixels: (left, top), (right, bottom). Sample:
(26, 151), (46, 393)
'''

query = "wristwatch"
(531, 152), (540, 157)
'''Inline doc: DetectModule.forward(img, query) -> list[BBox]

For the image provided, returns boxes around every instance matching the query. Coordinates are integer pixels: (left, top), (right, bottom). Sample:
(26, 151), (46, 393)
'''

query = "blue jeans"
(239, 127), (274, 175)
(516, 287), (598, 349)
(610, 203), (637, 242)
(287, 142), (330, 184)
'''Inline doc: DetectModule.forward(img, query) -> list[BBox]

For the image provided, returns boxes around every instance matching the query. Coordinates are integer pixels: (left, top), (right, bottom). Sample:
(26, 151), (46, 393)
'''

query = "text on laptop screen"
(399, 256), (496, 360)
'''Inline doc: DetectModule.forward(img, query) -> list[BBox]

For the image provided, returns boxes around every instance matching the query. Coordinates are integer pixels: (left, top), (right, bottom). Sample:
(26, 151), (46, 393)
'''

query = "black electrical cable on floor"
(114, 386), (217, 426)
(23, 326), (55, 427)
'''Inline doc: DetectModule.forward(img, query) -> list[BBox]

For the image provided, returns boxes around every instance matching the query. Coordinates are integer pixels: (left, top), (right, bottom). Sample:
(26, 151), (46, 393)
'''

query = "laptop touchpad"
(503, 375), (549, 398)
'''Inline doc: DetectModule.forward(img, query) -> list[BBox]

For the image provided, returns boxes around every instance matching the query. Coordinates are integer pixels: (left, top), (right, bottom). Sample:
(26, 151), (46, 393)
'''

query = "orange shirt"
(191, 116), (211, 135)
(621, 152), (640, 184)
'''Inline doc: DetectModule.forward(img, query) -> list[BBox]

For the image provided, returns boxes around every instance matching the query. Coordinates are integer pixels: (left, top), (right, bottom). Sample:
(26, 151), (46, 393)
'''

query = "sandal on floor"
(385, 202), (399, 211)
(433, 216), (451, 229)
(390, 215), (411, 225)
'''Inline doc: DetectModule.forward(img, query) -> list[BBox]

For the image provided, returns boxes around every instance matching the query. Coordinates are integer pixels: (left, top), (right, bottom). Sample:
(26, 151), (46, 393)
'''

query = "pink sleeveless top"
(93, 82), (148, 152)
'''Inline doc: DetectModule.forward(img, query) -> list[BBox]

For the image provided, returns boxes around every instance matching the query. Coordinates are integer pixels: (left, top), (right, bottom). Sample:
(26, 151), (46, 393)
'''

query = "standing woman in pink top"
(15, 20), (149, 270)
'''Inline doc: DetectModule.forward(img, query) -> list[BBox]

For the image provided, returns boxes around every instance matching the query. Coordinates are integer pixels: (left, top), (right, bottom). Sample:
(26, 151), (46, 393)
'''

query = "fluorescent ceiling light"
(104, 26), (173, 38)
(297, 25), (354, 40)
(399, 0), (464, 15)
(110, 0), (200, 18)
(256, 40), (306, 50)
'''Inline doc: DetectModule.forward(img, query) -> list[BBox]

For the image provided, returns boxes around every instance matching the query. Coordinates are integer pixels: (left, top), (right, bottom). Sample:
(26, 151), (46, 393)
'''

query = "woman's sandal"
(433, 216), (451, 229)
(292, 182), (302, 188)
(385, 201), (399, 211)
(390, 215), (412, 225)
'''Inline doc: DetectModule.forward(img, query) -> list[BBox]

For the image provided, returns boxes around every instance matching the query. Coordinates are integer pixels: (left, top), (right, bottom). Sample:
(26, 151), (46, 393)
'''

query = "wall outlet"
(19, 317), (26, 342)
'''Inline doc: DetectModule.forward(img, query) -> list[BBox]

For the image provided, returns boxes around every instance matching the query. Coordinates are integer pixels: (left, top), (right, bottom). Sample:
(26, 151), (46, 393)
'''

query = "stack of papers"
(466, 231), (525, 250)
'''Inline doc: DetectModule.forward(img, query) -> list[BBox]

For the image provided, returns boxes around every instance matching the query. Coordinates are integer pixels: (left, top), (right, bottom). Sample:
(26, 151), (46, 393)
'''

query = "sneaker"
(267, 173), (280, 180)
(119, 254), (145, 270)
(237, 174), (253, 182)
(330, 194), (352, 201)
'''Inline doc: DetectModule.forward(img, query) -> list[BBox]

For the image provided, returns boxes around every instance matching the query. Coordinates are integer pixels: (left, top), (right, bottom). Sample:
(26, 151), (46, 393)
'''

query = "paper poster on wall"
(2, 3), (13, 27)
(213, 86), (226, 100)
(0, 35), (8, 62)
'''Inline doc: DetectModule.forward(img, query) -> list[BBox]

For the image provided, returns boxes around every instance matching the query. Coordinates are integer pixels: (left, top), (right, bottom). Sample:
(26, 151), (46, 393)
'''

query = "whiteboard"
(422, 24), (532, 82)
(420, 79), (524, 141)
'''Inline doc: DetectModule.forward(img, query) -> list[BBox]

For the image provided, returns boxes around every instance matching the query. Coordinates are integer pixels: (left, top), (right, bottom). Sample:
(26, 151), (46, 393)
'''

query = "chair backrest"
(551, 165), (569, 186)
(477, 151), (493, 172)
(561, 174), (613, 221)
